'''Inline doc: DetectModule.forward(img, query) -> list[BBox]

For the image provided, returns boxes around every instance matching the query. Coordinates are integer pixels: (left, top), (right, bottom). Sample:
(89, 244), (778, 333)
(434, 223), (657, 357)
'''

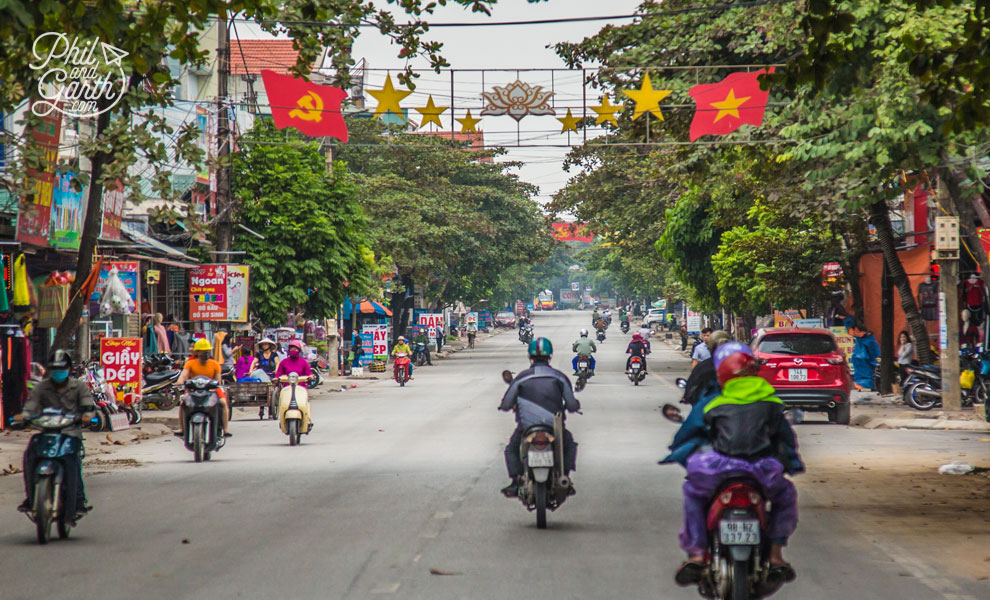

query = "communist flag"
(687, 68), (773, 141)
(260, 70), (348, 142)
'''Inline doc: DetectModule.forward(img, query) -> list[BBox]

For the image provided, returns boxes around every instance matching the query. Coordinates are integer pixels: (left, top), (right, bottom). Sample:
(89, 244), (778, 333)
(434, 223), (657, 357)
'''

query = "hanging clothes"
(143, 320), (158, 356)
(153, 314), (171, 355)
(0, 255), (8, 312)
(1, 325), (30, 422)
(213, 331), (227, 364)
(12, 255), (29, 307)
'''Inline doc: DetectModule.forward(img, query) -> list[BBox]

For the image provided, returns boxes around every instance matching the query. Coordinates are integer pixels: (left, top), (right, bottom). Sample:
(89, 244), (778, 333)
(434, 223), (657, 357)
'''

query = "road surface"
(1, 310), (986, 599)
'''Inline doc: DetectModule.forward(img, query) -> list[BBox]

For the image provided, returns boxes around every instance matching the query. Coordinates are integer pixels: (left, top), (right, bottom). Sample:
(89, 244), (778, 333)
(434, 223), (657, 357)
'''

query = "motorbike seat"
(146, 370), (178, 384)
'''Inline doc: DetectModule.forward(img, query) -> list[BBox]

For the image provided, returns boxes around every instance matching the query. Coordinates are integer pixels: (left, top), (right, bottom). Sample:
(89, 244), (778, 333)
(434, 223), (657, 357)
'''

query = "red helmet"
(287, 339), (303, 352)
(715, 342), (758, 386)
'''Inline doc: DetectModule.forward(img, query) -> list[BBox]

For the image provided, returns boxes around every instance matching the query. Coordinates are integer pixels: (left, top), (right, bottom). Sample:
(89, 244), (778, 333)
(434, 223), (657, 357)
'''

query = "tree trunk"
(942, 166), (990, 289)
(52, 107), (112, 352)
(879, 260), (894, 394)
(869, 200), (936, 364)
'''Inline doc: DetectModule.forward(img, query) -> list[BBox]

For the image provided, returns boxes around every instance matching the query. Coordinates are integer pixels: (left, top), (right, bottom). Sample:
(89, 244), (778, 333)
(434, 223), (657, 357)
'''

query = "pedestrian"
(351, 334), (364, 368)
(896, 330), (914, 391)
(679, 324), (688, 351)
(433, 324), (443, 354)
(848, 322), (880, 391)
(691, 328), (713, 370)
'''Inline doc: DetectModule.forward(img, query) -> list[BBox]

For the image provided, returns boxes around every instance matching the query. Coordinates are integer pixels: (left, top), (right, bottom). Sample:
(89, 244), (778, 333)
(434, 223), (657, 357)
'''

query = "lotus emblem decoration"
(481, 80), (556, 122)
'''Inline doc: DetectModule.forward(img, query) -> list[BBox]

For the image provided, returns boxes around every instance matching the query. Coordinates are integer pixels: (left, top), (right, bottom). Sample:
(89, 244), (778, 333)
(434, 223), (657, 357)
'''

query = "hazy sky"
(239, 0), (644, 205)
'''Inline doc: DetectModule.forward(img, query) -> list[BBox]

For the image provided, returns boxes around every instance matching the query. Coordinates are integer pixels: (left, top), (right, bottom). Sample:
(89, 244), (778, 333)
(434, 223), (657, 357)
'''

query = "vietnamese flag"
(260, 69), (349, 142)
(688, 68), (773, 141)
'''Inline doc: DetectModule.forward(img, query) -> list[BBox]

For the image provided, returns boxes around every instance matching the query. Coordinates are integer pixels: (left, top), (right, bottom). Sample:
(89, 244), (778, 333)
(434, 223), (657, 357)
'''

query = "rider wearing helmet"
(672, 342), (803, 588)
(176, 338), (231, 438)
(625, 332), (651, 374)
(275, 339), (313, 384)
(681, 330), (732, 407)
(391, 335), (414, 378)
(571, 328), (597, 376)
(498, 338), (581, 498)
(15, 349), (95, 522)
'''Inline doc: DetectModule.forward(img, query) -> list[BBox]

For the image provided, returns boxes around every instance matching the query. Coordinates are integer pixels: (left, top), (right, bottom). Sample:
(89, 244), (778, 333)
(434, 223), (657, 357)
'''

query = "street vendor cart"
(226, 381), (278, 420)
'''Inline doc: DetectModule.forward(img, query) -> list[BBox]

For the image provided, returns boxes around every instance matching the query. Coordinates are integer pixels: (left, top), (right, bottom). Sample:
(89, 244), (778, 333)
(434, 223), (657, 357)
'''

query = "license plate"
(719, 519), (760, 545)
(527, 450), (554, 467)
(788, 368), (807, 382)
(579, 361), (588, 369)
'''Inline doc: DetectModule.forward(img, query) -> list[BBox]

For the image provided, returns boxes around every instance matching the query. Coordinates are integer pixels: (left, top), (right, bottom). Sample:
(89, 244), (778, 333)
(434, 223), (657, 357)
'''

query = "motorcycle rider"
(15, 349), (95, 524)
(274, 339), (313, 384)
(619, 310), (630, 328)
(681, 330), (731, 406)
(625, 332), (651, 374)
(671, 342), (802, 588)
(175, 338), (231, 438)
(591, 308), (600, 325)
(255, 337), (281, 378)
(413, 329), (433, 366)
(571, 328), (597, 376)
(690, 327), (713, 370)
(498, 338), (581, 498)
(391, 335), (414, 379)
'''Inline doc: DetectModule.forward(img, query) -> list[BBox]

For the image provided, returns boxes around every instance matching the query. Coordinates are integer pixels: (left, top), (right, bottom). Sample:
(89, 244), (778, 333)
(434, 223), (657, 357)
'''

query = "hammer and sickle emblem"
(289, 91), (323, 122)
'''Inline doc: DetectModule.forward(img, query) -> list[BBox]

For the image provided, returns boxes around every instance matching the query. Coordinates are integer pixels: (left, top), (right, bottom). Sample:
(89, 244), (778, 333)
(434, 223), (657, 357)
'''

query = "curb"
(851, 415), (990, 431)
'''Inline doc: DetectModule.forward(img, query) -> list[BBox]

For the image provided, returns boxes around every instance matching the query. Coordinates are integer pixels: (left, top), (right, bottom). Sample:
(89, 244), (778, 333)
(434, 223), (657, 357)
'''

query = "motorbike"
(620, 321), (630, 334)
(142, 354), (181, 411)
(519, 325), (534, 344)
(628, 355), (646, 385)
(662, 401), (784, 600)
(902, 348), (989, 410)
(394, 352), (412, 386)
(501, 370), (574, 530)
(278, 372), (312, 446)
(77, 362), (128, 429)
(413, 341), (429, 367)
(574, 356), (593, 391)
(15, 409), (87, 544)
(596, 329), (606, 343)
(180, 376), (226, 462)
(468, 330), (476, 349)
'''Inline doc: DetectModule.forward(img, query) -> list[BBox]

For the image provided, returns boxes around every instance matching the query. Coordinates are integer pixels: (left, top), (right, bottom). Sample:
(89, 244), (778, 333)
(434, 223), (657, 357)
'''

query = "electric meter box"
(934, 216), (959, 259)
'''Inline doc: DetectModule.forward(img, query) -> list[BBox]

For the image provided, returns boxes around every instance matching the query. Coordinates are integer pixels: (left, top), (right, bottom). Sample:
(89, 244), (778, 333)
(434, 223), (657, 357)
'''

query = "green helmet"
(528, 337), (553, 359)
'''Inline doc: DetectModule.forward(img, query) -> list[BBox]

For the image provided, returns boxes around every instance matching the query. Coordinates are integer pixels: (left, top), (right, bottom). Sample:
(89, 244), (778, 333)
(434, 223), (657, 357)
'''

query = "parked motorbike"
(574, 356), (593, 391)
(620, 321), (630, 334)
(661, 403), (783, 599)
(394, 352), (411, 386)
(596, 329), (606, 343)
(501, 370), (573, 530)
(628, 355), (646, 385)
(278, 372), (312, 446)
(902, 348), (988, 410)
(181, 376), (226, 462)
(18, 409), (86, 544)
(413, 341), (429, 367)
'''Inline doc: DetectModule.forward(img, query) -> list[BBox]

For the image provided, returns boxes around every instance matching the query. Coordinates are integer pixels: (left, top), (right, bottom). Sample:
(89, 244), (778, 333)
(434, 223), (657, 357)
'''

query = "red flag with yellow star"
(260, 69), (349, 141)
(687, 69), (773, 141)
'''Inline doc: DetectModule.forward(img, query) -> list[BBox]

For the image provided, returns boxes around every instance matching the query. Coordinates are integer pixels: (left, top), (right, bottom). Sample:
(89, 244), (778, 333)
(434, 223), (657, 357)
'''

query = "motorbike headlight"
(288, 372), (299, 384)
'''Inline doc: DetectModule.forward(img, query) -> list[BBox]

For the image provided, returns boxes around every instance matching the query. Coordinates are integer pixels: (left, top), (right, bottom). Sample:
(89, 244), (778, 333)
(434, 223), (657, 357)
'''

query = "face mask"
(288, 349), (300, 358)
(51, 369), (69, 383)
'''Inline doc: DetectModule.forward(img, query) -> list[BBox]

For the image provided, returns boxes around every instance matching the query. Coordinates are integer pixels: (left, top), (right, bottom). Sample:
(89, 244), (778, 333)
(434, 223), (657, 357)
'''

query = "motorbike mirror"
(661, 403), (684, 423)
(675, 378), (688, 389)
(501, 370), (514, 384)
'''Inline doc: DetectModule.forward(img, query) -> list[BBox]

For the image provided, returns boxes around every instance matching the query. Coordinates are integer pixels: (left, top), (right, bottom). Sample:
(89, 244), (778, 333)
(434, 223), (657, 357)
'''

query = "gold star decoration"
(456, 110), (481, 133)
(621, 73), (673, 120)
(590, 95), (621, 126)
(414, 95), (448, 129)
(557, 108), (580, 133)
(368, 74), (412, 121)
(711, 89), (751, 123)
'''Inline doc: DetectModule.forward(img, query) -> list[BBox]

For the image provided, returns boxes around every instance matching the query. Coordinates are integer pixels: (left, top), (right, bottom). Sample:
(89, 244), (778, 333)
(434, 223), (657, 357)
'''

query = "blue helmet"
(528, 337), (553, 359)
(713, 341), (753, 369)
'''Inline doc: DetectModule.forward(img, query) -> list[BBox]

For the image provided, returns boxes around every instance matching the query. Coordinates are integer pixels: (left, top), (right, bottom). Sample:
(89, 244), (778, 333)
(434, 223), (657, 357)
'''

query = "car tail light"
(765, 363), (777, 369)
(826, 357), (844, 365)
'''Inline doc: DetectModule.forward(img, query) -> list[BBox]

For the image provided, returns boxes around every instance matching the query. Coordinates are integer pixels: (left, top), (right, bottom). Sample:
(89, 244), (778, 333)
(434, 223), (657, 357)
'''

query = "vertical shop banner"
(189, 264), (250, 321)
(359, 328), (375, 366)
(686, 309), (702, 334)
(100, 338), (142, 404)
(100, 179), (125, 240)
(417, 313), (444, 341)
(90, 261), (139, 313)
(50, 170), (85, 249)
(16, 106), (61, 247)
(365, 323), (388, 360)
(830, 327), (855, 363)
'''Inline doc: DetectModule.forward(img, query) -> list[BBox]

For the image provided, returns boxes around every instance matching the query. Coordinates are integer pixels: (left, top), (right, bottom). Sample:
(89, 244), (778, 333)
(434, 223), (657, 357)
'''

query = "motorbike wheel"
(57, 502), (72, 540)
(535, 481), (548, 530)
(130, 405), (143, 425)
(731, 558), (749, 600)
(89, 410), (106, 432)
(34, 477), (53, 544)
(193, 422), (206, 463)
(288, 419), (299, 446)
(575, 376), (587, 392)
(975, 380), (990, 406)
(159, 390), (179, 411)
(905, 382), (939, 411)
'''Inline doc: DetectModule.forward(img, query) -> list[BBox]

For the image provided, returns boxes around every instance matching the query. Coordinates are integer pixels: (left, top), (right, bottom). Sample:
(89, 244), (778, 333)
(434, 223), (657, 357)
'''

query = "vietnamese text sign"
(50, 170), (84, 249)
(364, 323), (388, 360)
(189, 264), (250, 322)
(774, 310), (806, 328)
(359, 330), (374, 366)
(559, 289), (578, 304)
(90, 261), (139, 314)
(100, 338), (142, 404)
(16, 106), (61, 247)
(830, 327), (855, 364)
(466, 312), (478, 324)
(686, 309), (702, 334)
(418, 313), (444, 341)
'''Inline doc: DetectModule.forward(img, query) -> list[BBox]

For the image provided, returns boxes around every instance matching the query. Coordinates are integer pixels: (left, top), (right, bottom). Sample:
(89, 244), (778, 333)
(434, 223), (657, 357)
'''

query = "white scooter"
(277, 372), (312, 446)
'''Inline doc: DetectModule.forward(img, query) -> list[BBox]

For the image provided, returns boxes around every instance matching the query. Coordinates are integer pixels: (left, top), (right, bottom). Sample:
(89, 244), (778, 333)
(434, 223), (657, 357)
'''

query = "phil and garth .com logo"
(29, 32), (129, 119)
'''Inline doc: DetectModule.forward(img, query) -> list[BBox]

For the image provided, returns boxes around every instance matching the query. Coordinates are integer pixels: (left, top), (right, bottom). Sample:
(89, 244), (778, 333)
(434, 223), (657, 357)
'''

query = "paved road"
(0, 310), (986, 599)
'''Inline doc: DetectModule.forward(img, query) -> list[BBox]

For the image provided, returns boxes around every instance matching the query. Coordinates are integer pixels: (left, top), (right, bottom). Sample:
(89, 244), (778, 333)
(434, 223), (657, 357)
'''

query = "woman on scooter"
(274, 340), (312, 385)
(175, 338), (231, 438)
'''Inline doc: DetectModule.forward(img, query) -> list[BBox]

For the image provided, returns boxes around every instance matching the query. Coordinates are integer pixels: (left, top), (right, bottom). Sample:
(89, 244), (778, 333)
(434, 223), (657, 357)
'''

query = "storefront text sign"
(189, 264), (250, 322)
(100, 337), (142, 405)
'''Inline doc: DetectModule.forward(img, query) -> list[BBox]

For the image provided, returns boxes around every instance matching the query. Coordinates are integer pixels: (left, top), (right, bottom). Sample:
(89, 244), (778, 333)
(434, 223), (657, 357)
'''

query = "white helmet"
(580, 328), (589, 337)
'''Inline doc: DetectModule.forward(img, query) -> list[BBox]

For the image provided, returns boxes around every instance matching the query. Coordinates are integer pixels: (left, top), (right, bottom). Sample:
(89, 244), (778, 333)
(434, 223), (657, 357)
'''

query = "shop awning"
(122, 229), (197, 261)
(343, 297), (393, 316)
(123, 254), (198, 269)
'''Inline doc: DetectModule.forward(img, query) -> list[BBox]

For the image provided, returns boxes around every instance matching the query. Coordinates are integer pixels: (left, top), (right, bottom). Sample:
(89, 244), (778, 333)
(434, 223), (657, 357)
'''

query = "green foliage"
(232, 119), (372, 325)
(657, 189), (724, 312)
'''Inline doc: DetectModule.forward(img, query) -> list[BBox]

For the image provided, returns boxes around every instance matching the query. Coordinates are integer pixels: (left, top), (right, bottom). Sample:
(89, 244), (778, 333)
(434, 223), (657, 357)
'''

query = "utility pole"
(215, 10), (233, 256)
(936, 211), (962, 411)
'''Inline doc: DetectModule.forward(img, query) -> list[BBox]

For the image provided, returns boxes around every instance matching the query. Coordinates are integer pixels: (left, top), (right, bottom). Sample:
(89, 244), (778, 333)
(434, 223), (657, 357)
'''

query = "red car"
(751, 328), (852, 424)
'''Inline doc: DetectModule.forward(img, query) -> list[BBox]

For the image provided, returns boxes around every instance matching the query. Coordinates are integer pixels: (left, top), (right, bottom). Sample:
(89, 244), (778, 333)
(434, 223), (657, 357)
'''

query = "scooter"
(141, 355), (181, 411)
(519, 325), (534, 344)
(620, 321), (630, 334)
(278, 372), (312, 446)
(181, 376), (226, 463)
(16, 409), (86, 544)
(413, 341), (429, 367)
(902, 348), (989, 410)
(596, 329), (606, 343)
(501, 370), (574, 530)
(628, 355), (646, 385)
(394, 352), (411, 386)
(575, 356), (593, 391)
(661, 402), (784, 600)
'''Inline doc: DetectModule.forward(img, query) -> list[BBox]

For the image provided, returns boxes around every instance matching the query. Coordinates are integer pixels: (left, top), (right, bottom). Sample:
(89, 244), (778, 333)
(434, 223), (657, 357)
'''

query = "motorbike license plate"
(788, 368), (807, 382)
(579, 361), (588, 369)
(527, 450), (554, 467)
(719, 519), (760, 545)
